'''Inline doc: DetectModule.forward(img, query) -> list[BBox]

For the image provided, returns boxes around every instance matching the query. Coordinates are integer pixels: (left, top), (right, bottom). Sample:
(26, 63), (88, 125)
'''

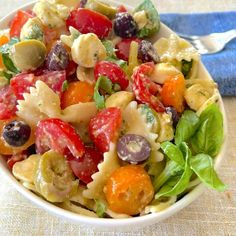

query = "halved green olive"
(86, 0), (117, 19)
(11, 39), (46, 71)
(34, 150), (78, 203)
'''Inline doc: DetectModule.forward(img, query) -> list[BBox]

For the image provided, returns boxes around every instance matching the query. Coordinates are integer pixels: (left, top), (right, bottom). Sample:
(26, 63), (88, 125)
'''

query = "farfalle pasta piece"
(141, 196), (177, 215)
(17, 81), (97, 128)
(154, 34), (199, 62)
(122, 101), (163, 162)
(83, 143), (120, 200)
(59, 201), (98, 217)
(154, 34), (200, 79)
(70, 186), (96, 211)
(17, 80), (61, 126)
(62, 102), (97, 125)
(12, 154), (41, 183)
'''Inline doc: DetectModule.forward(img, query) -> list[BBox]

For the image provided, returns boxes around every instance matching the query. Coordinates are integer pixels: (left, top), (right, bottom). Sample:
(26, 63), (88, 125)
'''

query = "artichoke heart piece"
(11, 40), (46, 71)
(34, 150), (78, 203)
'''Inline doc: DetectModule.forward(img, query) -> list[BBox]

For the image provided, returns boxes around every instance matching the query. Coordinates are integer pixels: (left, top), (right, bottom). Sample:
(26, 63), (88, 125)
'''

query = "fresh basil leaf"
(134, 0), (160, 38)
(0, 37), (19, 54)
(153, 160), (183, 192)
(62, 80), (69, 92)
(140, 104), (157, 125)
(105, 57), (128, 69)
(0, 68), (14, 81)
(155, 142), (192, 198)
(190, 153), (226, 191)
(102, 40), (116, 58)
(161, 141), (185, 167)
(94, 76), (113, 109)
(175, 110), (199, 146)
(190, 103), (224, 157)
(181, 59), (193, 79)
(1, 54), (19, 73)
(95, 199), (106, 218)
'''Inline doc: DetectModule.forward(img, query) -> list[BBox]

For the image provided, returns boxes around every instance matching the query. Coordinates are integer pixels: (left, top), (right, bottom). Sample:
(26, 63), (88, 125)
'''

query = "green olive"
(11, 39), (46, 71)
(86, 0), (117, 19)
(34, 150), (78, 203)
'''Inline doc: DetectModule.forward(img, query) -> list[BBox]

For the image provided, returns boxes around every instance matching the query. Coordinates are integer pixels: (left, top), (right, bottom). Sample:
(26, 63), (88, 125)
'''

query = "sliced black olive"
(117, 134), (151, 164)
(3, 120), (31, 147)
(165, 107), (180, 128)
(46, 42), (69, 71)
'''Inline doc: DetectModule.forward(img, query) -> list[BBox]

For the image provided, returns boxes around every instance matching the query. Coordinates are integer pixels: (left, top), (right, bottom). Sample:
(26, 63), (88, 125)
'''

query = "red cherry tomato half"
(115, 38), (141, 61)
(94, 61), (129, 90)
(132, 62), (165, 112)
(10, 70), (66, 100)
(89, 107), (122, 153)
(36, 70), (66, 97)
(67, 146), (103, 184)
(66, 8), (112, 39)
(10, 73), (35, 100)
(35, 118), (85, 159)
(0, 85), (17, 120)
(10, 10), (33, 37)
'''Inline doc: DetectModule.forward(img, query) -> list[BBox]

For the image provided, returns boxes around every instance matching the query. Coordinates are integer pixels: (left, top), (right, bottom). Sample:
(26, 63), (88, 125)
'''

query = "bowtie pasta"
(0, 0), (225, 218)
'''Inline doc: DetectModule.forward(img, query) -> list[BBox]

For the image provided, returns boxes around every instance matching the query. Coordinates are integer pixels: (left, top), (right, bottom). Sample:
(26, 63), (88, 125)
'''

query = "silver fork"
(178, 29), (236, 54)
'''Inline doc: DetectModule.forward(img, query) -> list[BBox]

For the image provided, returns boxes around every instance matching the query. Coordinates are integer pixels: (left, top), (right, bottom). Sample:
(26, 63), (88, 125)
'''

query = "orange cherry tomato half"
(161, 73), (186, 113)
(61, 81), (94, 109)
(104, 165), (154, 215)
(0, 117), (35, 155)
(0, 35), (9, 68)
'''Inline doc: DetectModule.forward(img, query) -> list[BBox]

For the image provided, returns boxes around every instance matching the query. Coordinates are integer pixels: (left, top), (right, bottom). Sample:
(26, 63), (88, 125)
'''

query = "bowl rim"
(0, 0), (228, 230)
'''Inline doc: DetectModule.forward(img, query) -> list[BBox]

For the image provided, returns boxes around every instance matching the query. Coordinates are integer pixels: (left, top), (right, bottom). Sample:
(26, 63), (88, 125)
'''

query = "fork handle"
(216, 29), (236, 44)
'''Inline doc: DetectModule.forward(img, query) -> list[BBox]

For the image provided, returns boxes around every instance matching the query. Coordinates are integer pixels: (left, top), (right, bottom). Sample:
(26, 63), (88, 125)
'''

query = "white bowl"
(0, 0), (228, 232)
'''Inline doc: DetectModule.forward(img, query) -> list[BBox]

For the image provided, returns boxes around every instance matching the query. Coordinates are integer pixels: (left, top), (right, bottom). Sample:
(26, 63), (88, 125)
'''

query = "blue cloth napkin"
(160, 12), (236, 96)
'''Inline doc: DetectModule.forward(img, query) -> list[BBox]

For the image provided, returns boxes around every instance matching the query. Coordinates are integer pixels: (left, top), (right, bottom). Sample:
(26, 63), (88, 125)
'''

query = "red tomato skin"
(10, 73), (35, 100)
(115, 38), (141, 61)
(66, 8), (112, 38)
(94, 61), (129, 90)
(89, 107), (122, 153)
(66, 60), (77, 76)
(36, 70), (66, 97)
(10, 71), (66, 100)
(0, 86), (17, 120)
(7, 152), (28, 170)
(118, 5), (127, 13)
(132, 62), (165, 113)
(36, 118), (85, 159)
(67, 147), (103, 184)
(10, 10), (33, 37)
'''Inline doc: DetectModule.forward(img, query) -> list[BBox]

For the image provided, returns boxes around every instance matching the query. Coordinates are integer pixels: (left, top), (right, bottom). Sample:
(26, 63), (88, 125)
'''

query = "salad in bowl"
(0, 0), (226, 225)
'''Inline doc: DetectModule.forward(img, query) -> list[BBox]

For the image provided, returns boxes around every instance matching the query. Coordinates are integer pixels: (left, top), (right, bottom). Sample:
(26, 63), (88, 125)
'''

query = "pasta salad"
(0, 0), (226, 218)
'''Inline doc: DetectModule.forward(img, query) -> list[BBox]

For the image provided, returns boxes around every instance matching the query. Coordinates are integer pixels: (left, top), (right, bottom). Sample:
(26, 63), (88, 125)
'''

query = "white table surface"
(0, 0), (236, 235)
